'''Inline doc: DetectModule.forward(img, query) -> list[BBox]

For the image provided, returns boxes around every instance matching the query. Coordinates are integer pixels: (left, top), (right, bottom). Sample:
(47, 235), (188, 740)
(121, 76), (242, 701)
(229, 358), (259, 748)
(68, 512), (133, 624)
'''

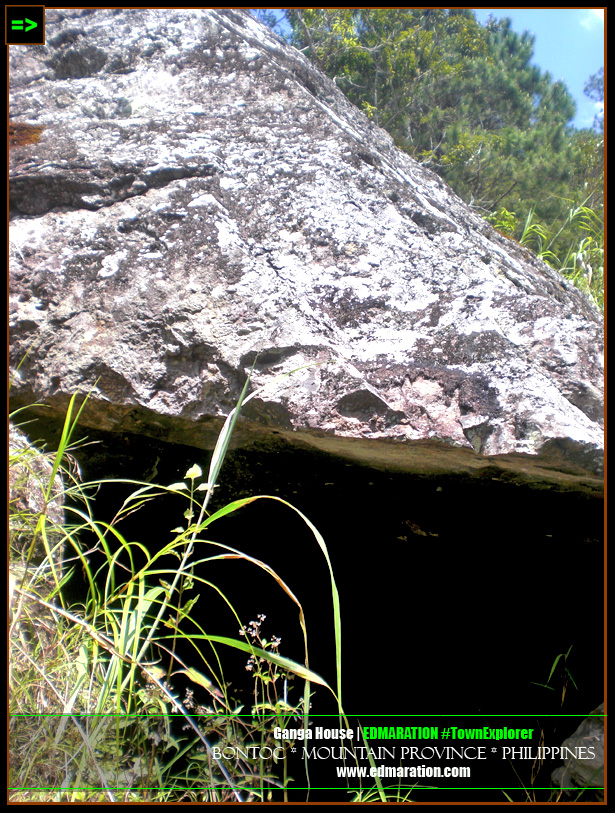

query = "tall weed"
(487, 199), (604, 310)
(9, 368), (348, 801)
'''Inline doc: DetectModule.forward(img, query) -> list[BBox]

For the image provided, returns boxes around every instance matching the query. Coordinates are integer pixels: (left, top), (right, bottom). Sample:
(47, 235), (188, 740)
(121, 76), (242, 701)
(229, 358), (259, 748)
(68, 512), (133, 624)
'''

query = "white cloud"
(580, 9), (604, 29)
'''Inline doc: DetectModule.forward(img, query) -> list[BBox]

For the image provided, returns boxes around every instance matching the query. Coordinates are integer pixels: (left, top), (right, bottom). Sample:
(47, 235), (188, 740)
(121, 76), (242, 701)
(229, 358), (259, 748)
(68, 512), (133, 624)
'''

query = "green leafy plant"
(486, 206), (518, 237)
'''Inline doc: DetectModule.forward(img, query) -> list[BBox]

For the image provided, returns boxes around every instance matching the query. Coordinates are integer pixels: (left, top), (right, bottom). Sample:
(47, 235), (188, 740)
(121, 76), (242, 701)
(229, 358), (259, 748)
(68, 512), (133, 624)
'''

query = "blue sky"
(473, 9), (605, 129)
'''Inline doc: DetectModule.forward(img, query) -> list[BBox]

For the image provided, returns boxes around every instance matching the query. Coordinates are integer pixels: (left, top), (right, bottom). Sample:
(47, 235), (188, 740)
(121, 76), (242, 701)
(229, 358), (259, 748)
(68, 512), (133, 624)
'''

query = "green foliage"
(288, 8), (490, 146)
(486, 207), (517, 237)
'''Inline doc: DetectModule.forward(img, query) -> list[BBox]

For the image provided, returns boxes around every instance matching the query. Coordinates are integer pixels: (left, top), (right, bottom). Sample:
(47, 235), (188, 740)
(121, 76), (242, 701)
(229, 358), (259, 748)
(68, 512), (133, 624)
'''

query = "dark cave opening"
(19, 415), (605, 800)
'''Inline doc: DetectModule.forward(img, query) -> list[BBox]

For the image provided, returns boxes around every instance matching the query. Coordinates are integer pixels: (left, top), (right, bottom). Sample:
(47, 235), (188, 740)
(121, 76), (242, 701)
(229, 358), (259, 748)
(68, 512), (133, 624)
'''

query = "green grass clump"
(487, 198), (604, 310)
(9, 371), (351, 802)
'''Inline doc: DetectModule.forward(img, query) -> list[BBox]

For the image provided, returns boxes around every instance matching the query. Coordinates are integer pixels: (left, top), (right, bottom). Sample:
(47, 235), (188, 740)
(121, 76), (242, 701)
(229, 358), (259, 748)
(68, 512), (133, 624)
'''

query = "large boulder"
(9, 9), (603, 493)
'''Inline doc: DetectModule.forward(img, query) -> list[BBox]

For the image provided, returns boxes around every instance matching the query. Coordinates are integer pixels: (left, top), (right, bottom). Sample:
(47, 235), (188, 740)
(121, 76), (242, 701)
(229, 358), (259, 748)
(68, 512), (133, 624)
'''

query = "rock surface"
(551, 703), (605, 800)
(9, 9), (603, 493)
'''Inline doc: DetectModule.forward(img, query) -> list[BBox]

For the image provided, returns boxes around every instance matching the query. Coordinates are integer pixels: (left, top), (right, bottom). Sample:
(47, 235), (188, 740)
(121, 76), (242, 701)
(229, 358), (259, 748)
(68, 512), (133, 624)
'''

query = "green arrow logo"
(11, 18), (38, 32)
